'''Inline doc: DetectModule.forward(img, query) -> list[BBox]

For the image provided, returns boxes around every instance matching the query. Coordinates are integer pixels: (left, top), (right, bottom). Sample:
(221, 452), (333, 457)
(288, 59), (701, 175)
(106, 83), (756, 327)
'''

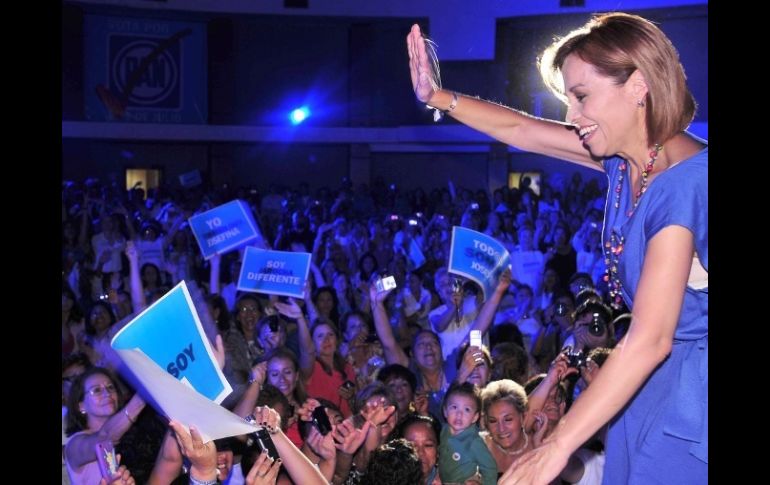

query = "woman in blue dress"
(406, 12), (707, 484)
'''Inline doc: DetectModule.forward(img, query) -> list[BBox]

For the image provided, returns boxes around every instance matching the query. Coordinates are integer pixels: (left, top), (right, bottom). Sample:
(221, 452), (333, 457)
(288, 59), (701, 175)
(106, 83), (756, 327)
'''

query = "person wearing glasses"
(64, 367), (145, 484)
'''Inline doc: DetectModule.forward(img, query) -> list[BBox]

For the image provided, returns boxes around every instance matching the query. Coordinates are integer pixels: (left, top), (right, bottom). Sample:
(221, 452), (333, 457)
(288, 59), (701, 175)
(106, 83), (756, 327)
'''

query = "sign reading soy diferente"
(448, 226), (511, 301)
(188, 200), (263, 259)
(237, 247), (312, 298)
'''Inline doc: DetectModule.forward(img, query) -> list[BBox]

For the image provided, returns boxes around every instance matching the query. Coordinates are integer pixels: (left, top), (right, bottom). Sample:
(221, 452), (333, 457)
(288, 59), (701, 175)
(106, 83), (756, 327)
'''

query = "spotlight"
(289, 106), (310, 125)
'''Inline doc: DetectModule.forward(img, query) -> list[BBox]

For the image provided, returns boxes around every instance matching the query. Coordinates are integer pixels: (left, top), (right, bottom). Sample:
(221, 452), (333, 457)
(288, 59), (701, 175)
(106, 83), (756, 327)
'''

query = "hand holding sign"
(448, 226), (512, 302)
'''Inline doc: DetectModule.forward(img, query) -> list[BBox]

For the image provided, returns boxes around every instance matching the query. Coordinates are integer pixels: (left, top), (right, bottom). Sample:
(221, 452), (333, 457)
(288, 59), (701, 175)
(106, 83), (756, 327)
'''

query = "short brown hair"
(539, 12), (696, 145)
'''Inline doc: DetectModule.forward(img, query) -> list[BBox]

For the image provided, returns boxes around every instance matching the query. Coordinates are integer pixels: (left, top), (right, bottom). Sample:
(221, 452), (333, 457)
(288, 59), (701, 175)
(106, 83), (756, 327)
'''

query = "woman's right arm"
(65, 393), (146, 468)
(369, 285), (410, 367)
(407, 24), (601, 170)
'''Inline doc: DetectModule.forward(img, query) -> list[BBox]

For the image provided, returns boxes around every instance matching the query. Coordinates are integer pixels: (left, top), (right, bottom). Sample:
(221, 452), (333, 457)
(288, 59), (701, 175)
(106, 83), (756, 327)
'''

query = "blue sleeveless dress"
(600, 142), (708, 484)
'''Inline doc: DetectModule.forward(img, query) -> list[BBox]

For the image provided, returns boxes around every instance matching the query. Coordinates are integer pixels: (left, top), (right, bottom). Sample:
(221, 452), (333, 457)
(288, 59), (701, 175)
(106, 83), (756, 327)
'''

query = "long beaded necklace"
(493, 430), (529, 456)
(605, 144), (663, 308)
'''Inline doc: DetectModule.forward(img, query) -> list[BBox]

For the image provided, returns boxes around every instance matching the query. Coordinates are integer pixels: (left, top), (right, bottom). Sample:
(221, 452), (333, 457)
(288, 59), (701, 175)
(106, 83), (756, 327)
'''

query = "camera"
(244, 415), (280, 460)
(574, 301), (612, 337)
(311, 405), (333, 436)
(587, 313), (607, 337)
(563, 346), (587, 369)
(375, 275), (397, 293)
(267, 315), (280, 333)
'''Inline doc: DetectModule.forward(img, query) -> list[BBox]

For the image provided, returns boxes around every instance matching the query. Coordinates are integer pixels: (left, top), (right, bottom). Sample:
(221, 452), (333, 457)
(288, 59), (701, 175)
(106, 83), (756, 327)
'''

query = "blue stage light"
(289, 106), (310, 125)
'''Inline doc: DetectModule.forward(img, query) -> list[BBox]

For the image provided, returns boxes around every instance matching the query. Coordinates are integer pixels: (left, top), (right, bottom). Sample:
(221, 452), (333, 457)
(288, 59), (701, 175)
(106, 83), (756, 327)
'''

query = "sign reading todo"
(448, 226), (511, 301)
(188, 200), (262, 259)
(237, 247), (312, 298)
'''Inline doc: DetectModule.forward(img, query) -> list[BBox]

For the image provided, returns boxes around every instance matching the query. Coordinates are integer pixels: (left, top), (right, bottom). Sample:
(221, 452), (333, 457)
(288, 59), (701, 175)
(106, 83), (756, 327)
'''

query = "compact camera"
(563, 346), (587, 369)
(375, 275), (397, 293)
(575, 301), (612, 337)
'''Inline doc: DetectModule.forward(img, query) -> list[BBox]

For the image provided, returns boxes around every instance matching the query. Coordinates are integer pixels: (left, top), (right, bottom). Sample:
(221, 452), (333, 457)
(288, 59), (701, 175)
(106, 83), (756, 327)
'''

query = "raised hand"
(332, 415), (372, 455)
(306, 425), (337, 462)
(244, 450), (281, 485)
(296, 398), (322, 423)
(250, 361), (268, 386)
(496, 267), (513, 295)
(274, 298), (303, 320)
(406, 24), (439, 103)
(212, 334), (226, 370)
(361, 396), (396, 426)
(413, 390), (429, 416)
(368, 283), (395, 305)
(168, 421), (217, 480)
(530, 410), (549, 447)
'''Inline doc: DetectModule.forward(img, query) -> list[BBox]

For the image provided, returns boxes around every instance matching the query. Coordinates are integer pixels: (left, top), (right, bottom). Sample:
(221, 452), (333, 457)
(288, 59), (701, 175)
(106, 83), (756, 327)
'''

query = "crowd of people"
(61, 11), (706, 485)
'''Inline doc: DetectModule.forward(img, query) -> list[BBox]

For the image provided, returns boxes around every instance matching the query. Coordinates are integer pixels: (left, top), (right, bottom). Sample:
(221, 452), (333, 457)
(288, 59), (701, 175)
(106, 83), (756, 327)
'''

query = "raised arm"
(369, 285), (409, 367)
(468, 267), (512, 336)
(209, 252), (221, 296)
(406, 24), (600, 170)
(65, 393), (146, 468)
(147, 429), (183, 485)
(251, 406), (329, 485)
(501, 225), (693, 483)
(275, 298), (315, 379)
(125, 241), (147, 313)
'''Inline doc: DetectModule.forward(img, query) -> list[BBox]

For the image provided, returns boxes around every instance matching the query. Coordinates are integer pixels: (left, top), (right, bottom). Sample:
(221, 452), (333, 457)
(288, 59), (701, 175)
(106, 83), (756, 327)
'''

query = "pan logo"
(109, 35), (181, 109)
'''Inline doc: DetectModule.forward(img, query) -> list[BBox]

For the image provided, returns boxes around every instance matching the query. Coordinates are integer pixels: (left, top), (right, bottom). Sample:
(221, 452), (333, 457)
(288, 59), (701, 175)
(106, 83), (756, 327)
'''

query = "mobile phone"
(415, 212), (423, 218)
(470, 202), (480, 210)
(311, 405), (333, 436)
(95, 440), (119, 479)
(250, 428), (280, 460)
(389, 214), (399, 221)
(408, 219), (418, 226)
(375, 275), (397, 293)
(470, 329), (482, 348)
(437, 214), (446, 220)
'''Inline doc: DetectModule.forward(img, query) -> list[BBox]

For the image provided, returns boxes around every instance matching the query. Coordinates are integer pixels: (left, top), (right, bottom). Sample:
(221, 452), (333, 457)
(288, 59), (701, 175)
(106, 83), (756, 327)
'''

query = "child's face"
(443, 393), (479, 434)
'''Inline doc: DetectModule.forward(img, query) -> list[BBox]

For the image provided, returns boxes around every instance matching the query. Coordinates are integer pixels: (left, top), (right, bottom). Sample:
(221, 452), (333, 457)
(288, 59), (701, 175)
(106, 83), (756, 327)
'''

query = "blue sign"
(84, 15), (207, 123)
(111, 281), (232, 403)
(188, 200), (263, 259)
(237, 247), (312, 298)
(407, 238), (426, 270)
(448, 226), (511, 300)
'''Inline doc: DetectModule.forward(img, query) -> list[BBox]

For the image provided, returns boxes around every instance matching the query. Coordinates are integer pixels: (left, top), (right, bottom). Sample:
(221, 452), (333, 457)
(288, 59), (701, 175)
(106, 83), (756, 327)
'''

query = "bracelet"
(189, 475), (217, 485)
(426, 91), (458, 122)
(124, 408), (136, 424)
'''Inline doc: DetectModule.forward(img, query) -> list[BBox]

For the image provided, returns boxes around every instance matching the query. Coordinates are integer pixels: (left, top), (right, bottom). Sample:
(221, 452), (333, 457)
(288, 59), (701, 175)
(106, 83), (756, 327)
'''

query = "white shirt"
(429, 296), (481, 361)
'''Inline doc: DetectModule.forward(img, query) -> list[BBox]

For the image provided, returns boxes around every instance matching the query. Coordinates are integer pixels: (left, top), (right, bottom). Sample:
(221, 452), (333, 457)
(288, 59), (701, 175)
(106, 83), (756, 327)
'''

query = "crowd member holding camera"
(530, 291), (576, 373)
(562, 299), (615, 359)
(338, 310), (384, 387)
(64, 367), (146, 484)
